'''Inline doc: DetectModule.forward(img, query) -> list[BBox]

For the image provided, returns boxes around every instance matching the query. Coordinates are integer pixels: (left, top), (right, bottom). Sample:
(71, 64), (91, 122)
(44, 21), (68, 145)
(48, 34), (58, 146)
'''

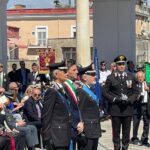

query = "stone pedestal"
(0, 0), (8, 71)
(93, 0), (136, 63)
(76, 0), (91, 66)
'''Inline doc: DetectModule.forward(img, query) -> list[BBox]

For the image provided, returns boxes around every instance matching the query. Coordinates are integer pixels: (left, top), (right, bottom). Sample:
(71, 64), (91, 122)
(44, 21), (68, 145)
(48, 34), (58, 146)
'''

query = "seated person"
(0, 102), (26, 150)
(23, 87), (42, 129)
(1, 91), (39, 150)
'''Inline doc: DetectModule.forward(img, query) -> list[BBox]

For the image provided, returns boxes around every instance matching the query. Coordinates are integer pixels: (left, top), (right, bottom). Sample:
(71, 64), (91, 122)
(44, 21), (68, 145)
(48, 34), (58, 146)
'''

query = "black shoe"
(28, 147), (35, 150)
(140, 142), (150, 147)
(130, 137), (140, 145)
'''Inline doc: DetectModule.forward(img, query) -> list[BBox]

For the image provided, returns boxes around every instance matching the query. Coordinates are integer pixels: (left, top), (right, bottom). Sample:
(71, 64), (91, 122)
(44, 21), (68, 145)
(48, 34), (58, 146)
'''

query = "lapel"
(121, 75), (127, 83)
(32, 98), (39, 115)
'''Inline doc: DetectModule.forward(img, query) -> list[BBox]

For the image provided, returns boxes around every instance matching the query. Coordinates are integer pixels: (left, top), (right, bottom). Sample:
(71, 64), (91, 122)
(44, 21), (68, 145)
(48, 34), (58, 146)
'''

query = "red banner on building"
(38, 48), (55, 74)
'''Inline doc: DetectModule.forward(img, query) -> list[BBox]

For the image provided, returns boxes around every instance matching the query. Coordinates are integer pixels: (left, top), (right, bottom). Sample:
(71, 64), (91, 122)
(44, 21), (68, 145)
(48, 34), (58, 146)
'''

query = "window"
(71, 25), (76, 38)
(62, 47), (76, 60)
(9, 47), (19, 60)
(35, 26), (48, 46)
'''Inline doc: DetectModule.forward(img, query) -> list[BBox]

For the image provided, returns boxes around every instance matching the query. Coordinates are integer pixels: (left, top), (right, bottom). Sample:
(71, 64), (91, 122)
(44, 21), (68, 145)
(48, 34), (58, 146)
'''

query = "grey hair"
(9, 82), (18, 89)
(52, 69), (59, 80)
(135, 71), (145, 79)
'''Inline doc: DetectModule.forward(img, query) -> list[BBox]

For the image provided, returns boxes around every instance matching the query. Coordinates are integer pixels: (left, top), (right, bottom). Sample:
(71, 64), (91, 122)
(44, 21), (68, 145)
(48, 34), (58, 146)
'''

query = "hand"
(144, 82), (149, 91)
(12, 128), (20, 133)
(16, 121), (26, 127)
(77, 122), (84, 134)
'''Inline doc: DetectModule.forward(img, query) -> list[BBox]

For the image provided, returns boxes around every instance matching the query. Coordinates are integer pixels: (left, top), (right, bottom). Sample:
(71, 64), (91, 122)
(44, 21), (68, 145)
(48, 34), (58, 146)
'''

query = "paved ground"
(36, 119), (150, 150)
(98, 119), (150, 150)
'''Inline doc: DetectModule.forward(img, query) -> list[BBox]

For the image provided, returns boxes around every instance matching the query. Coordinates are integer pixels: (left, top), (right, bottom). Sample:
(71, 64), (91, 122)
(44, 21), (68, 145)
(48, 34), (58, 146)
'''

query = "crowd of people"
(0, 55), (149, 150)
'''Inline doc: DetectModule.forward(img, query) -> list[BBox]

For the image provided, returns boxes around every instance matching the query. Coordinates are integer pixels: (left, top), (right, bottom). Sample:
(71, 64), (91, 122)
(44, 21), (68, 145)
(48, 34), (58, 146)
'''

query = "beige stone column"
(0, 0), (8, 71)
(76, 0), (91, 66)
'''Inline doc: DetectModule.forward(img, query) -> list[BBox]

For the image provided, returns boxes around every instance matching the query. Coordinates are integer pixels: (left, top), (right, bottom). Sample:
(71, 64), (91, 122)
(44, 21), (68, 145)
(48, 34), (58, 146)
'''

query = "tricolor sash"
(64, 79), (78, 104)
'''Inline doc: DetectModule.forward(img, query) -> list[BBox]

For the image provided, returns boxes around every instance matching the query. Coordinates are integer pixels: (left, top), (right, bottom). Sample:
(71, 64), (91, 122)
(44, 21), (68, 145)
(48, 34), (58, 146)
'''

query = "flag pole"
(93, 47), (102, 105)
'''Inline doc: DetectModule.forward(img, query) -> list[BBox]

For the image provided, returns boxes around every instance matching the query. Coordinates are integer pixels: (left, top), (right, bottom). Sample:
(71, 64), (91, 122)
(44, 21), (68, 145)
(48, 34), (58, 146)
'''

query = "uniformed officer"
(103, 55), (139, 150)
(42, 63), (71, 150)
(76, 70), (101, 150)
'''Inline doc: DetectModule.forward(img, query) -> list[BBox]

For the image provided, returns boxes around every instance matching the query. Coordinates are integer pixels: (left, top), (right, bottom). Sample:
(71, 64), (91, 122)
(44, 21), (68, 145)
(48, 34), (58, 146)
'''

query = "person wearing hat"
(42, 63), (71, 150)
(103, 55), (139, 150)
(76, 69), (101, 150)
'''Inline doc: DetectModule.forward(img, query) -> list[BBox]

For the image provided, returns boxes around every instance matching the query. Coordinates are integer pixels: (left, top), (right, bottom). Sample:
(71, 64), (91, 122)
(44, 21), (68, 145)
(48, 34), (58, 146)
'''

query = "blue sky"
(7, 0), (75, 9)
(7, 0), (150, 9)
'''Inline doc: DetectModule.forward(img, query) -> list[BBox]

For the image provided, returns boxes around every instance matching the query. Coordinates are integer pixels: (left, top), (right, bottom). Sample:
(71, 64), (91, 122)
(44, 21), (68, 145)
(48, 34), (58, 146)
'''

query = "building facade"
(7, 6), (93, 62)
(7, 1), (150, 64)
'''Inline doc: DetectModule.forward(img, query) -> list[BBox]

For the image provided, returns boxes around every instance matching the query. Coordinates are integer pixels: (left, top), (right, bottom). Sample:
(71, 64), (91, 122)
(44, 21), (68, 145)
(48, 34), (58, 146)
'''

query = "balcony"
(136, 5), (150, 18)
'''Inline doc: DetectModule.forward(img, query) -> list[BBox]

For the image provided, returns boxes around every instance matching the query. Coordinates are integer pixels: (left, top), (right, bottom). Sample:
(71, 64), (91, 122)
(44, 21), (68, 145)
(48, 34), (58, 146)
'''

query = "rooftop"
(7, 8), (93, 16)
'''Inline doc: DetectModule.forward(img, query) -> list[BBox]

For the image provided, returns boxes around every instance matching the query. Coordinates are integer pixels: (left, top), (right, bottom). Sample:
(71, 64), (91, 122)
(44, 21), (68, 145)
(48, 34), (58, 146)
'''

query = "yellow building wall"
(7, 18), (93, 60)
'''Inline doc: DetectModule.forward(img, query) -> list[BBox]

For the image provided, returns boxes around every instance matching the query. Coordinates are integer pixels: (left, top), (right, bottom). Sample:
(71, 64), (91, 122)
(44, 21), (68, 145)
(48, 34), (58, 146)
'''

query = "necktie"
(120, 74), (124, 81)
(33, 73), (35, 80)
(35, 103), (41, 118)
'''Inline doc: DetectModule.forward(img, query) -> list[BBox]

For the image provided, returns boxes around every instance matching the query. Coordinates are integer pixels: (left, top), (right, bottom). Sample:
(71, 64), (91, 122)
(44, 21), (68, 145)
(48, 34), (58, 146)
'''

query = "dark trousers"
(45, 139), (69, 150)
(14, 131), (26, 150)
(78, 138), (98, 150)
(0, 136), (10, 150)
(111, 116), (132, 150)
(101, 95), (109, 115)
(133, 105), (150, 142)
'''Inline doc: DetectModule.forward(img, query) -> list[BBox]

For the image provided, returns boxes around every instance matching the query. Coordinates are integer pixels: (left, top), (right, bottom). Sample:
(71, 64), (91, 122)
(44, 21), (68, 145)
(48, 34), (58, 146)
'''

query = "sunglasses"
(34, 94), (41, 97)
(0, 66), (3, 68)
(101, 64), (106, 66)
(117, 62), (125, 66)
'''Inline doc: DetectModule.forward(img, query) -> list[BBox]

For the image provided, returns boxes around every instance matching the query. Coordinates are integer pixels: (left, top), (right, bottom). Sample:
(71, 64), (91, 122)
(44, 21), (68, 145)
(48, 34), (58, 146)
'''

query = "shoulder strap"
(55, 90), (71, 114)
(82, 85), (99, 106)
